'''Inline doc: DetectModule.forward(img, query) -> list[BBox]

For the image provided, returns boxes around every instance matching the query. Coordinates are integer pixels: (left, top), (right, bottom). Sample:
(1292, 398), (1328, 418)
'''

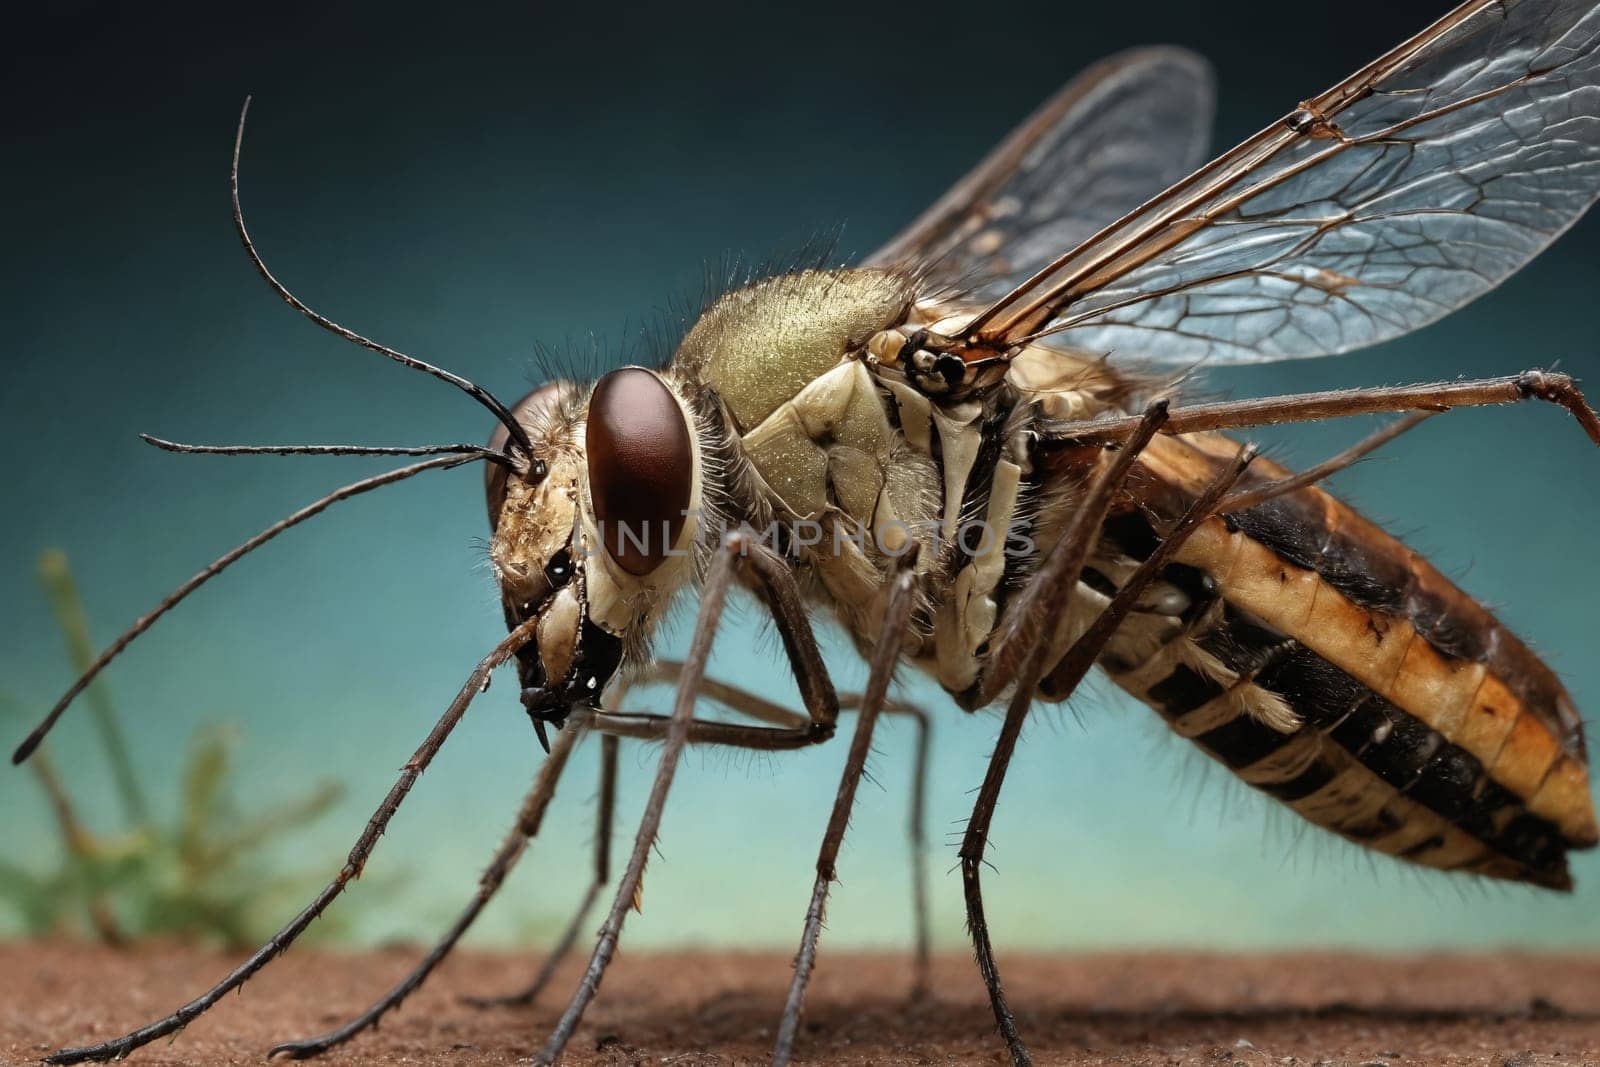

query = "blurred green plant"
(0, 549), (345, 948)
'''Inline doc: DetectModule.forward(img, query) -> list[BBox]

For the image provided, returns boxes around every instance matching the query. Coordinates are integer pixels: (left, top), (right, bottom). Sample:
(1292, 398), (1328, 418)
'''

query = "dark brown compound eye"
(586, 367), (694, 576)
(486, 381), (567, 529)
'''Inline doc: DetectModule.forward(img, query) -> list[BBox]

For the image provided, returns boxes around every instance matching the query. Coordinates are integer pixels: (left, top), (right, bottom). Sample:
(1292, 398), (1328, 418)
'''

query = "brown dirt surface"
(2, 941), (1598, 1066)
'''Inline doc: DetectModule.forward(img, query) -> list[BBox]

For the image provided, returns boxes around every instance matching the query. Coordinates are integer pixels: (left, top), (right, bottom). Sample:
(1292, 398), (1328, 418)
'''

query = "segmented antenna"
(140, 433), (516, 467)
(12, 453), (484, 765)
(231, 97), (535, 458)
(1219, 411), (1435, 513)
(13, 102), (546, 765)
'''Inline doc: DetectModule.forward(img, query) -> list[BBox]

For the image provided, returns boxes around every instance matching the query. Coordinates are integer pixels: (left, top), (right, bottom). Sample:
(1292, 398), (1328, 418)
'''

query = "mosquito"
(16, 0), (1600, 1063)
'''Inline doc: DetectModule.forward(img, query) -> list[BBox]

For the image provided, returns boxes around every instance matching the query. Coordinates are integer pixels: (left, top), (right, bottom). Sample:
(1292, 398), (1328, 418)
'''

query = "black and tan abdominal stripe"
(1085, 431), (1597, 890)
(1135, 608), (1571, 886)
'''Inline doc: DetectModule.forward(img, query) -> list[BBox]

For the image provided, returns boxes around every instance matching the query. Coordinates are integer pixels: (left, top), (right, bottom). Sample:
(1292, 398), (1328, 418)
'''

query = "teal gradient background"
(5, 0), (1599, 953)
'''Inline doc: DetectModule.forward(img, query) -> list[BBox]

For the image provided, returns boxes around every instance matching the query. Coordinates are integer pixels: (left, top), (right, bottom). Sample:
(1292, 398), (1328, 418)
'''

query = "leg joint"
(1517, 368), (1575, 400)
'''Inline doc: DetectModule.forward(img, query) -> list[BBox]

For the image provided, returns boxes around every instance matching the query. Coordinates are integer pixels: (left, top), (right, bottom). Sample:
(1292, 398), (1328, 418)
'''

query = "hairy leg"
(467, 660), (938, 1011)
(772, 555), (921, 1066)
(1039, 370), (1600, 448)
(961, 445), (1254, 1067)
(955, 403), (1169, 1062)
(531, 534), (841, 1065)
(1217, 410), (1432, 513)
(269, 639), (935, 1052)
(876, 694), (932, 1001)
(458, 733), (618, 1011)
(608, 660), (934, 998)
(41, 616), (541, 1065)
(267, 720), (591, 1058)
(964, 405), (1438, 1063)
(586, 699), (936, 1011)
(973, 400), (1171, 708)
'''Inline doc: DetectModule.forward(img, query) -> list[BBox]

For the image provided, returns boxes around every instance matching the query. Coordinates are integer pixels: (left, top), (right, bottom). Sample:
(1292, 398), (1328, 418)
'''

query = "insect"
(16, 0), (1600, 1063)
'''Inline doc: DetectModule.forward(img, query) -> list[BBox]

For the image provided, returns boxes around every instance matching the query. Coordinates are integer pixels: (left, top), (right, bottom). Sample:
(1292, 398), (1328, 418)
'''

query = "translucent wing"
(968, 0), (1600, 366)
(864, 47), (1215, 298)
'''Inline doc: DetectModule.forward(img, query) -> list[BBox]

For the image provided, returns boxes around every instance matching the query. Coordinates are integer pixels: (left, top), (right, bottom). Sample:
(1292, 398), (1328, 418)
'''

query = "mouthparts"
(514, 621), (623, 754)
(520, 688), (576, 754)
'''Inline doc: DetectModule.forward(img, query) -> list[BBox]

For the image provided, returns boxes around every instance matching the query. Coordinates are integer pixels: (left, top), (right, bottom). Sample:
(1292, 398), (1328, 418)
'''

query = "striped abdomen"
(1073, 431), (1596, 890)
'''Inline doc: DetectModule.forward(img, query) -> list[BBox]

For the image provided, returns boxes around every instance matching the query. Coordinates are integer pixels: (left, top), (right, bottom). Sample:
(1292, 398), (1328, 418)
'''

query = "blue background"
(4, 0), (1599, 952)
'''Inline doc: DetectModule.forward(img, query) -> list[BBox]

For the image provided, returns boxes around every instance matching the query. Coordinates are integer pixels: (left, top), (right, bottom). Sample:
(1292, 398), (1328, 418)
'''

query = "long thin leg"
(589, 712), (820, 749)
(1040, 369), (1600, 448)
(659, 662), (933, 993)
(596, 664), (935, 1002)
(281, 649), (861, 1047)
(529, 534), (857, 1062)
(899, 696), (932, 1002)
(602, 684), (936, 1004)
(955, 403), (1169, 1064)
(531, 533), (750, 1065)
(738, 542), (842, 731)
(608, 661), (933, 987)
(1218, 410), (1432, 513)
(484, 681), (923, 1015)
(266, 719), (589, 1058)
(460, 733), (618, 1010)
(598, 704), (934, 1006)
(517, 690), (911, 1017)
(41, 615), (541, 1065)
(632, 660), (815, 728)
(855, 694), (933, 1003)
(960, 412), (1425, 1049)
(974, 399), (1171, 708)
(773, 555), (920, 1067)
(961, 445), (1254, 1067)
(974, 404), (1431, 709)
